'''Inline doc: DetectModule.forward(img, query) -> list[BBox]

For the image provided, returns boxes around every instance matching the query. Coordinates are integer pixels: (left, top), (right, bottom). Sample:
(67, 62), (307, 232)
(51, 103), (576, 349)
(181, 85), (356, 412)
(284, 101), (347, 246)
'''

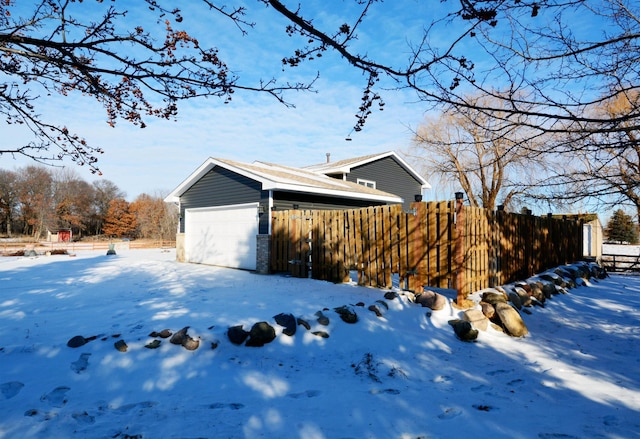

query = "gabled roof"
(304, 151), (431, 189)
(164, 157), (403, 204)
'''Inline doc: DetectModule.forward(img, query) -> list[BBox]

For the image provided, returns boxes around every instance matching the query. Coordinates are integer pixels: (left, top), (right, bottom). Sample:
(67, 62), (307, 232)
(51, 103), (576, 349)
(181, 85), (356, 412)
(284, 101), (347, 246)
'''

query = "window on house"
(357, 178), (376, 189)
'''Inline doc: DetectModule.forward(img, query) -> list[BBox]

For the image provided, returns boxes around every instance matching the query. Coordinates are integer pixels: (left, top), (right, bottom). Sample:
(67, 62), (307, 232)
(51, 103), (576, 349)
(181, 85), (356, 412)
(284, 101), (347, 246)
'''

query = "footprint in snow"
(72, 411), (96, 425)
(287, 390), (322, 399)
(40, 386), (70, 408)
(369, 388), (400, 395)
(486, 369), (511, 376)
(70, 353), (91, 374)
(432, 375), (453, 384)
(24, 408), (58, 421)
(113, 400), (157, 414)
(207, 402), (245, 410)
(0, 381), (25, 400)
(437, 407), (463, 420)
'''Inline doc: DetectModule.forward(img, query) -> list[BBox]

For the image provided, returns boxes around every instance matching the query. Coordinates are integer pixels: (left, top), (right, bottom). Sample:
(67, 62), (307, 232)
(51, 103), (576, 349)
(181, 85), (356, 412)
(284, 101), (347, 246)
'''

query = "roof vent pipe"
(326, 153), (331, 163)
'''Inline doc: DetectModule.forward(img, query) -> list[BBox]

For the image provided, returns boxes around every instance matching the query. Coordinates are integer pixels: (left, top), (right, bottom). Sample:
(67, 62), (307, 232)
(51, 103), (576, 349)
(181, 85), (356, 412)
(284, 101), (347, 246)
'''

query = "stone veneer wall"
(256, 234), (271, 274)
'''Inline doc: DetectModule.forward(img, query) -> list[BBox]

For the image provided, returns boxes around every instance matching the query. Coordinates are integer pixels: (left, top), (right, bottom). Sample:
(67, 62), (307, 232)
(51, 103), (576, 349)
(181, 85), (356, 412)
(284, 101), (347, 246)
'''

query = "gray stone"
(368, 304), (383, 317)
(245, 321), (276, 347)
(334, 305), (358, 324)
(375, 300), (389, 310)
(415, 291), (447, 311)
(145, 340), (161, 349)
(274, 313), (297, 336)
(508, 292), (522, 310)
(463, 309), (489, 331)
(227, 325), (249, 345)
(315, 311), (330, 326)
(297, 318), (311, 330)
(540, 272), (564, 286)
(494, 302), (528, 337)
(170, 326), (189, 345)
(448, 319), (478, 342)
(514, 287), (532, 307)
(67, 335), (87, 348)
(312, 331), (330, 338)
(539, 280), (557, 297)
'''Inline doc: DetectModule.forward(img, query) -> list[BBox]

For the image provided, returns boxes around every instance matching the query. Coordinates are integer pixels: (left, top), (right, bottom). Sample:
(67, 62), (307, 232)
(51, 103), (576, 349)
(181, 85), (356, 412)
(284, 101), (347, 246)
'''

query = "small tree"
(605, 209), (639, 244)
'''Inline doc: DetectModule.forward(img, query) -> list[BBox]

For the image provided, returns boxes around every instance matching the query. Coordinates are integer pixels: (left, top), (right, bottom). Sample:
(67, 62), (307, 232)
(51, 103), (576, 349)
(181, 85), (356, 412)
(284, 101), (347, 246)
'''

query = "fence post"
(454, 192), (467, 305)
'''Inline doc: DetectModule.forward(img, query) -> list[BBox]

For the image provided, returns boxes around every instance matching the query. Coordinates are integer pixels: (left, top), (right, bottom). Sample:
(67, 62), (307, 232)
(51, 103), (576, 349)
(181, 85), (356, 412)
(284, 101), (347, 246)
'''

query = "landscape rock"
(368, 304), (383, 317)
(334, 305), (358, 324)
(315, 311), (330, 326)
(67, 335), (87, 348)
(274, 313), (297, 336)
(114, 340), (128, 352)
(245, 322), (276, 347)
(227, 325), (249, 345)
(508, 292), (522, 310)
(145, 340), (161, 349)
(297, 318), (311, 330)
(448, 319), (478, 342)
(375, 300), (389, 310)
(528, 281), (547, 302)
(149, 329), (172, 338)
(514, 287), (532, 307)
(481, 290), (507, 306)
(384, 292), (398, 300)
(494, 302), (529, 337)
(181, 336), (200, 351)
(539, 280), (557, 298)
(540, 272), (564, 287)
(311, 331), (329, 338)
(415, 291), (447, 311)
(170, 327), (189, 345)
(463, 309), (489, 331)
(480, 302), (495, 319)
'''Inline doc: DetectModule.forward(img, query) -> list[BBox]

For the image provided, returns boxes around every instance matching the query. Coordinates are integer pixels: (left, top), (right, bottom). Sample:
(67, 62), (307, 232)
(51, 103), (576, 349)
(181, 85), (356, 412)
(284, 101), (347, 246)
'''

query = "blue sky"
(3, 1), (453, 200)
(0, 1), (616, 219)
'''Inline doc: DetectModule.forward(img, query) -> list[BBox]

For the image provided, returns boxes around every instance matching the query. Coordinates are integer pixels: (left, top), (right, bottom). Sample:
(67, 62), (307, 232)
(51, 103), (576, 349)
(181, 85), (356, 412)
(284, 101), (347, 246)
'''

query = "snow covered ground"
(0, 249), (639, 439)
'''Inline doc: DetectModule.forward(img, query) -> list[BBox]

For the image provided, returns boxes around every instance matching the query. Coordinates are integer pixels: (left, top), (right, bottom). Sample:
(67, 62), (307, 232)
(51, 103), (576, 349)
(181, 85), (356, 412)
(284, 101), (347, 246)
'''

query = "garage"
(184, 202), (259, 270)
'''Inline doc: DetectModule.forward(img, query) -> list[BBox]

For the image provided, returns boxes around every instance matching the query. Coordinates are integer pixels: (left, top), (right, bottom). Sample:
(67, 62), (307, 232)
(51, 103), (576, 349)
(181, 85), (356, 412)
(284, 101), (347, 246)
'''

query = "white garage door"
(185, 203), (259, 270)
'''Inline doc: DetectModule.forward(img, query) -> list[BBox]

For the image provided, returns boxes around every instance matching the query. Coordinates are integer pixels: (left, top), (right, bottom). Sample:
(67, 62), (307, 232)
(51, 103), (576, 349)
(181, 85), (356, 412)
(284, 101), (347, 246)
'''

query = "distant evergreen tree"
(605, 209), (639, 244)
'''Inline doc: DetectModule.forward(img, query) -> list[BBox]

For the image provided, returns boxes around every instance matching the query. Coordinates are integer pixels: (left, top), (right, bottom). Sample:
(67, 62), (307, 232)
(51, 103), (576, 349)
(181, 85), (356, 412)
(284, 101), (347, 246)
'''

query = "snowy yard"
(0, 249), (639, 439)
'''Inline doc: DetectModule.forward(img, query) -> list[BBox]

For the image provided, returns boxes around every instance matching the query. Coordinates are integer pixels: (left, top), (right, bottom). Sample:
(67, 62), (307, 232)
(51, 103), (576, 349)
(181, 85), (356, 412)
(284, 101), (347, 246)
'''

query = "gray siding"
(179, 167), (265, 233)
(345, 156), (423, 208)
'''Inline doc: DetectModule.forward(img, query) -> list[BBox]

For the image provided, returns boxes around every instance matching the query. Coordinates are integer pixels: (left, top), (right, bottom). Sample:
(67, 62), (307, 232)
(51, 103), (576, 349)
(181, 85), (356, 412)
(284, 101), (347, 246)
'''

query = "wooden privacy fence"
(270, 201), (583, 296)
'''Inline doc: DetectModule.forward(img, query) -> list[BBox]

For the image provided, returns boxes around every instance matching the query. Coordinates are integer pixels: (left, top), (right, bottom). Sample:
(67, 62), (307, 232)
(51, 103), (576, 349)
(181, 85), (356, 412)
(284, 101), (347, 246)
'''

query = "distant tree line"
(0, 166), (177, 241)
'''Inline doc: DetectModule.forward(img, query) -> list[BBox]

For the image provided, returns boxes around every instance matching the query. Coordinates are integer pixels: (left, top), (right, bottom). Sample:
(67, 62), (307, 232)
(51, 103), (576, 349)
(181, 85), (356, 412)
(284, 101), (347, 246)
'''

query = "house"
(164, 151), (430, 272)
